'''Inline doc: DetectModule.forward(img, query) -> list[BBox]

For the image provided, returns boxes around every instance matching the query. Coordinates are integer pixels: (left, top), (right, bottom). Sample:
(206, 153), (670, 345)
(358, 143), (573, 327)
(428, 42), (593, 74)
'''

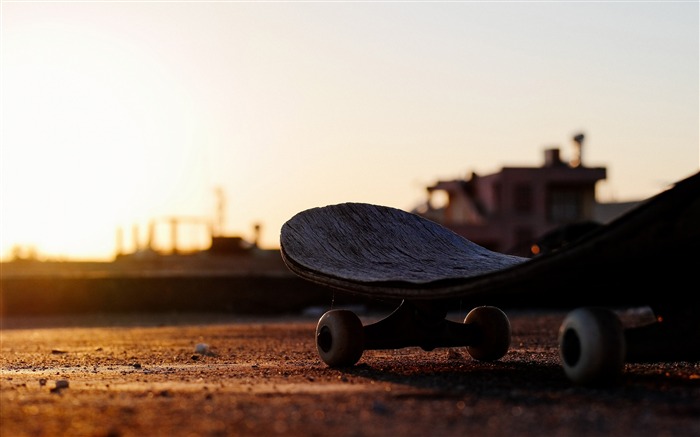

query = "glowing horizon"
(2, 2), (698, 261)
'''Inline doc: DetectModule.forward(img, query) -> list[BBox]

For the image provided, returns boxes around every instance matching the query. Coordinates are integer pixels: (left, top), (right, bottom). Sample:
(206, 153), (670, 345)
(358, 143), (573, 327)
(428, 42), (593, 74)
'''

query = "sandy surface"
(1, 309), (699, 437)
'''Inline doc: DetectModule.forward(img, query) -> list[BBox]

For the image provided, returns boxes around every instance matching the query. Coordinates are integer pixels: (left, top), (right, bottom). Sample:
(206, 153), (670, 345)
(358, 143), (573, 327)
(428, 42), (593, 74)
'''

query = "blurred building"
(413, 134), (641, 256)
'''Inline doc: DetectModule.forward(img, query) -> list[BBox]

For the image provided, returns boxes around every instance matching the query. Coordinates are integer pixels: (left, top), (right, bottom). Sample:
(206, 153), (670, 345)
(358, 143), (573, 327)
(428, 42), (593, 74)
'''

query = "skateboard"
(280, 171), (700, 385)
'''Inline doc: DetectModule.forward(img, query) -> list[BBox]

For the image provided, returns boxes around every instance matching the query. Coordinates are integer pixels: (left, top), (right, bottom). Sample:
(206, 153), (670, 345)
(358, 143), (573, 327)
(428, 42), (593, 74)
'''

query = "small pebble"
(50, 380), (70, 393)
(194, 343), (210, 355)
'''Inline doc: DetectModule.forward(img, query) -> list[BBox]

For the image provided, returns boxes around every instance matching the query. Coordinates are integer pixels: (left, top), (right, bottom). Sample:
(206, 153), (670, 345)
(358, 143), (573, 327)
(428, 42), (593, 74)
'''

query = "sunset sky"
(1, 1), (698, 261)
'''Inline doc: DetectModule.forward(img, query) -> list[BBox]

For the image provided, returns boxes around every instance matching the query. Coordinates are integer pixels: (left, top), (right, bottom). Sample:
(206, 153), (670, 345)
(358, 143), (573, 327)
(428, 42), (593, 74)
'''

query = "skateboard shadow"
(336, 355), (700, 396)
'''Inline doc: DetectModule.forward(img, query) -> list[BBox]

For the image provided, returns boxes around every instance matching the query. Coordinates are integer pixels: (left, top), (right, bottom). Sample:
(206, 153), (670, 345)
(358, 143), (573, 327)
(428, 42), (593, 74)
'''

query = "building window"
(514, 183), (533, 214)
(548, 189), (583, 222)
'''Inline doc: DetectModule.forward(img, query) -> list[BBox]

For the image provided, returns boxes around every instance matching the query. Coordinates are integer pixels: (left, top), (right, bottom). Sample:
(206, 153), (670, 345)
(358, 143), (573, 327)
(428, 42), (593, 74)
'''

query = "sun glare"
(1, 9), (210, 260)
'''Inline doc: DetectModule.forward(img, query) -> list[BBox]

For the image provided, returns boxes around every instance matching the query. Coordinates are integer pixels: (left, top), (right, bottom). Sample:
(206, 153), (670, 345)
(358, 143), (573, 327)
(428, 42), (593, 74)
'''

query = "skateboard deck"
(280, 171), (700, 385)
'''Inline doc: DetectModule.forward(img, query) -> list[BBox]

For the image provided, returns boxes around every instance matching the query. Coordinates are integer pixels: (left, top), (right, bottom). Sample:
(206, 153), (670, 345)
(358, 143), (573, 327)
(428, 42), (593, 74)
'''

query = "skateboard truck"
(315, 301), (511, 367)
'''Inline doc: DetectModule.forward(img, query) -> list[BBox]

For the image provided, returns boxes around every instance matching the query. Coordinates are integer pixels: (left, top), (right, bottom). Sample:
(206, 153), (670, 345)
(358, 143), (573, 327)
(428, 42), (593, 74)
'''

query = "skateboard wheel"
(316, 310), (364, 367)
(464, 306), (511, 361)
(558, 307), (626, 385)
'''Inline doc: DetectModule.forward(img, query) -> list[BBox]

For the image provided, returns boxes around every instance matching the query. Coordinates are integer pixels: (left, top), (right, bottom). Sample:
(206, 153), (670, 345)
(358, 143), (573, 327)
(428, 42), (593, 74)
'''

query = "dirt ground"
(1, 309), (699, 437)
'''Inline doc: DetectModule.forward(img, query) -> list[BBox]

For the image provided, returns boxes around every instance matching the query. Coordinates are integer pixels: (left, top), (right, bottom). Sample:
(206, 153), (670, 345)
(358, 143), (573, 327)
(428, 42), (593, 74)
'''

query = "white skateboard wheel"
(316, 309), (364, 367)
(558, 307), (626, 385)
(464, 306), (511, 361)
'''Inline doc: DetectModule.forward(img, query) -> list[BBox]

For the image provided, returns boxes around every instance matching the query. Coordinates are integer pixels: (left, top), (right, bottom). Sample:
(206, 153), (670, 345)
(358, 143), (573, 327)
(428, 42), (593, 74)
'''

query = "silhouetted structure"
(413, 134), (637, 256)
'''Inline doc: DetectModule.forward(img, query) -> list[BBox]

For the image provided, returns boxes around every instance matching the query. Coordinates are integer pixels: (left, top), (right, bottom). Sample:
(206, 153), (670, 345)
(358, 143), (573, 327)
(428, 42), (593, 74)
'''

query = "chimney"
(544, 148), (563, 167)
(571, 133), (585, 167)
